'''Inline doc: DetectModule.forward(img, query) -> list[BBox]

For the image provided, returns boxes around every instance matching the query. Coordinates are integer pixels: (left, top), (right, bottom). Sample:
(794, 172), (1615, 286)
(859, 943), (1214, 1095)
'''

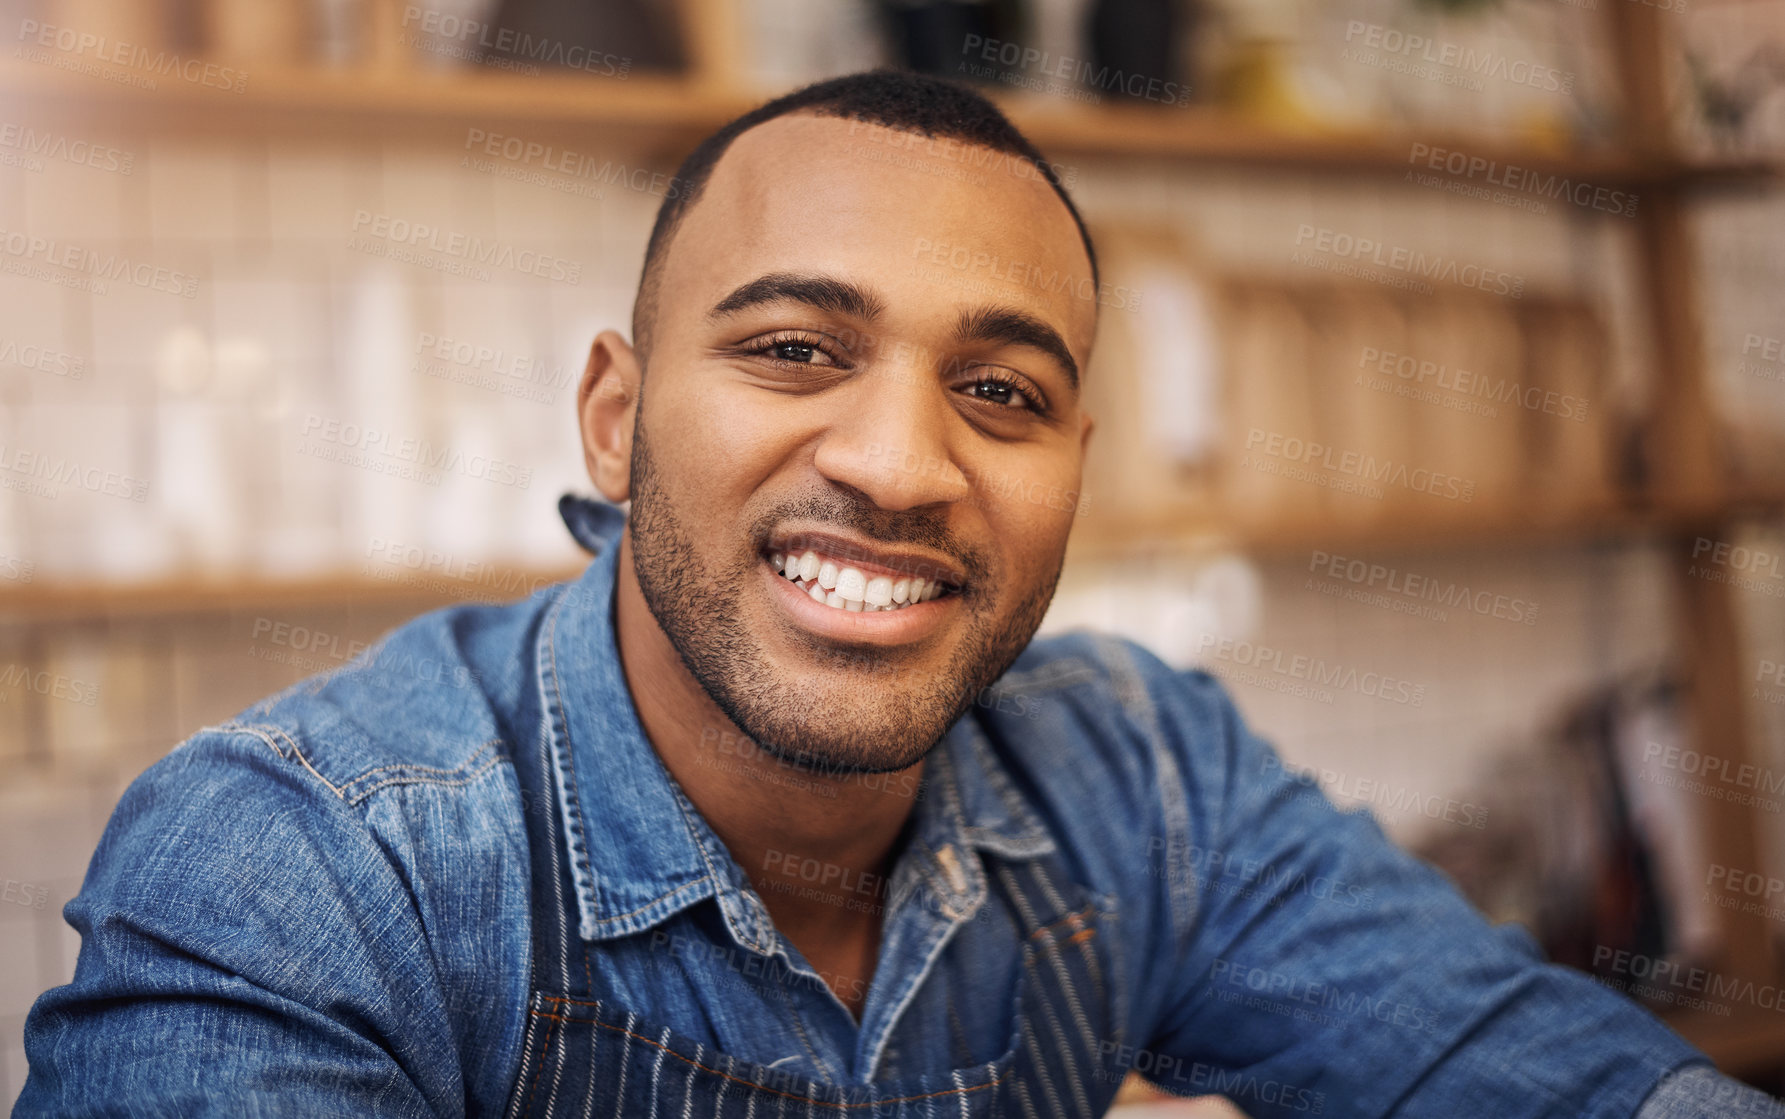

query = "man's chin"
(730, 701), (951, 779)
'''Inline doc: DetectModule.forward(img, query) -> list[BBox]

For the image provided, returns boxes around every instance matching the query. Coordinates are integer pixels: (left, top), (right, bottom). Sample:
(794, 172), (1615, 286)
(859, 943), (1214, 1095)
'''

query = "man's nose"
(811, 368), (971, 512)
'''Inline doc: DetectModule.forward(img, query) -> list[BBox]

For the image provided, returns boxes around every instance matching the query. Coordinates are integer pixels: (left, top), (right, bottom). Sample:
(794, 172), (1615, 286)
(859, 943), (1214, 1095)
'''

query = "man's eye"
(773, 341), (819, 363)
(966, 376), (1038, 411)
(746, 334), (840, 367)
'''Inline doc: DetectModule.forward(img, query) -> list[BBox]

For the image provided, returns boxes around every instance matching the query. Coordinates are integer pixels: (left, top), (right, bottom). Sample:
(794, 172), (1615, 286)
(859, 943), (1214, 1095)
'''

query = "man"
(17, 71), (1780, 1118)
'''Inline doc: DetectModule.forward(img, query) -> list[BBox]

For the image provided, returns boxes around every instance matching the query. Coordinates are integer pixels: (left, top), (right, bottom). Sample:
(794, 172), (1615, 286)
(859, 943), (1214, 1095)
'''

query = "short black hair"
(631, 69), (1099, 364)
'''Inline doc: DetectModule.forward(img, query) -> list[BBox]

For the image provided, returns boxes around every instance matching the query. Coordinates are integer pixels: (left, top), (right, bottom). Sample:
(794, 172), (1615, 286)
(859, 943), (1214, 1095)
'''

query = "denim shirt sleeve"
(1122, 647), (1721, 1118)
(1636, 1066), (1785, 1118)
(16, 726), (523, 1118)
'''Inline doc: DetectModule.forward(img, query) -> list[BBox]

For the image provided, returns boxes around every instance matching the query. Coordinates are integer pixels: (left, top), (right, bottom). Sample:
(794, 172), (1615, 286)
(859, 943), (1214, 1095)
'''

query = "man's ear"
(578, 330), (641, 503)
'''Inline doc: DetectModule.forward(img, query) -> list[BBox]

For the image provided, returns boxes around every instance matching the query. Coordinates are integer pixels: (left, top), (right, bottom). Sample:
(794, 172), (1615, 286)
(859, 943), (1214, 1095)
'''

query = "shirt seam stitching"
(344, 752), (508, 806)
(213, 721), (345, 799)
(337, 738), (505, 800)
(543, 584), (600, 936)
(583, 877), (718, 929)
(338, 738), (504, 784)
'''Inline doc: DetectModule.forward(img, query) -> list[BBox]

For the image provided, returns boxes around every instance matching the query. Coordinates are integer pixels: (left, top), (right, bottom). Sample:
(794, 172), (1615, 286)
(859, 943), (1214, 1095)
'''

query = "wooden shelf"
(0, 565), (587, 623)
(1003, 99), (1767, 188)
(0, 62), (752, 143)
(1067, 486), (1785, 561)
(4, 487), (1779, 623)
(0, 60), (1775, 187)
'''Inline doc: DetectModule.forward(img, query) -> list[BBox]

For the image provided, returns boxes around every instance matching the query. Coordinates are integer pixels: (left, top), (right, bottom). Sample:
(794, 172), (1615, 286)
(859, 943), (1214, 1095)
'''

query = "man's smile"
(770, 550), (946, 610)
(757, 528), (966, 645)
(764, 528), (964, 609)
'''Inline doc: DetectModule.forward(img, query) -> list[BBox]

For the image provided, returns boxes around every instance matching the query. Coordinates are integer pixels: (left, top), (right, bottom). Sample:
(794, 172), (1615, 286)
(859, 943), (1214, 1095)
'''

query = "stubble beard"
(626, 419), (1061, 777)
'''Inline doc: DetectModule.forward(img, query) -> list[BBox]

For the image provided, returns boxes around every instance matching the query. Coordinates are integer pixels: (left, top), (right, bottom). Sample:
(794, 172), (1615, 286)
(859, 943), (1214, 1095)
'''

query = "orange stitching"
(1065, 927), (1096, 945)
(1028, 904), (1097, 942)
(527, 1007), (1008, 1109)
(539, 994), (608, 1009)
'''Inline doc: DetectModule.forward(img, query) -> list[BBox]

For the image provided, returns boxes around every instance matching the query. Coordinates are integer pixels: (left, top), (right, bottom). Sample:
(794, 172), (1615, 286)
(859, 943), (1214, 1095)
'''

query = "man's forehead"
(663, 112), (1098, 349)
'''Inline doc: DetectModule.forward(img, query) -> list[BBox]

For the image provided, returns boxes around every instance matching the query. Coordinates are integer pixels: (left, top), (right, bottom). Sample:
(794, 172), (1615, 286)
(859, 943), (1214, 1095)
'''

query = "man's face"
(623, 112), (1096, 775)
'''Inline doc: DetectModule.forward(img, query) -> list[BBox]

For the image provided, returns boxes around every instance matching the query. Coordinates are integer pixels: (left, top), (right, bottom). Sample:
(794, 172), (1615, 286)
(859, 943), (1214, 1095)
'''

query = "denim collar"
(541, 494), (1054, 947)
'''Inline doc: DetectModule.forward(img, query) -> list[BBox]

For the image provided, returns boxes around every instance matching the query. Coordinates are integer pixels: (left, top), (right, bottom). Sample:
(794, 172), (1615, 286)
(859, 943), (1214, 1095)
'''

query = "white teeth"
(774, 548), (955, 614)
(835, 567), (867, 602)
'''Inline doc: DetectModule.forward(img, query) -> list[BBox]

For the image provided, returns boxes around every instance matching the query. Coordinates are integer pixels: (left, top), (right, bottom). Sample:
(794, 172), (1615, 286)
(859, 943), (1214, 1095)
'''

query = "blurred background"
(0, 0), (1783, 1112)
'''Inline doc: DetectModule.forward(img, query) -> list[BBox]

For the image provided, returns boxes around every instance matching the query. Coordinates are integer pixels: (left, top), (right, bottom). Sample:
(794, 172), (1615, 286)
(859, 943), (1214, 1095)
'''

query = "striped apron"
(502, 724), (1128, 1119)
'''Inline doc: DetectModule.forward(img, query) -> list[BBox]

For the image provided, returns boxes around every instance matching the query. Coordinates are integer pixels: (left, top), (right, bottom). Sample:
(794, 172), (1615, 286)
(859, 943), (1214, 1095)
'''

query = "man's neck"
(609, 531), (921, 1017)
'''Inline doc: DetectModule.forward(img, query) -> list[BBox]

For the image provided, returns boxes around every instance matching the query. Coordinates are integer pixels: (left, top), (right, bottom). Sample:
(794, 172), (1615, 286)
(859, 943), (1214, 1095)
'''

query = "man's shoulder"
(206, 583), (570, 806)
(965, 629), (1248, 926)
(45, 597), (549, 1115)
(992, 628), (1236, 747)
(975, 629), (1245, 824)
(80, 590), (556, 973)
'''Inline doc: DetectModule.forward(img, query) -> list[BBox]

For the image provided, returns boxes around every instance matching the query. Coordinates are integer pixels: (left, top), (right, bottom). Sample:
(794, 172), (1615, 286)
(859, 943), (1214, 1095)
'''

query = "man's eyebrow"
(708, 272), (887, 322)
(953, 305), (1079, 390)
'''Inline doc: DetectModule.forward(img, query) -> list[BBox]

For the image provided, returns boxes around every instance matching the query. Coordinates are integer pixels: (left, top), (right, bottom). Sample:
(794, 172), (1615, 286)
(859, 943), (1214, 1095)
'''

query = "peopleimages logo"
(0, 228), (199, 297)
(400, 6), (631, 77)
(15, 18), (248, 92)
(1308, 549), (1539, 625)
(298, 414), (533, 489)
(1687, 536), (1785, 598)
(1293, 225), (1524, 299)
(1264, 754), (1490, 830)
(1342, 21), (1574, 94)
(1705, 862), (1785, 925)
(0, 338), (85, 379)
(1094, 1043), (1326, 1113)
(958, 34), (1191, 107)
(1244, 428), (1477, 503)
(411, 332), (573, 405)
(1197, 633), (1428, 707)
(1209, 958), (1441, 1034)
(349, 211), (582, 285)
(1741, 334), (1785, 384)
(1145, 834), (1377, 908)
(1407, 143), (1638, 218)
(461, 128), (683, 201)
(0, 122), (133, 174)
(0, 443), (150, 502)
(912, 236), (1143, 311)
(1358, 346), (1588, 423)
(0, 663), (100, 707)
(1591, 946), (1773, 1018)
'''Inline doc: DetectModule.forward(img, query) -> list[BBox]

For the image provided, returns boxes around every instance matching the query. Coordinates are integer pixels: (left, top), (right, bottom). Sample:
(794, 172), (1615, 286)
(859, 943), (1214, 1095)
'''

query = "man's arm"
(18, 729), (489, 1118)
(1125, 652), (1777, 1118)
(1641, 1067), (1785, 1117)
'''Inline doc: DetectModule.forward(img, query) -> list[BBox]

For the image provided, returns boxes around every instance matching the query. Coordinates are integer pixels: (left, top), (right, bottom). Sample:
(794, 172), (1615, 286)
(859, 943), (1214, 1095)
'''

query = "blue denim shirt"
(17, 497), (1780, 1117)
